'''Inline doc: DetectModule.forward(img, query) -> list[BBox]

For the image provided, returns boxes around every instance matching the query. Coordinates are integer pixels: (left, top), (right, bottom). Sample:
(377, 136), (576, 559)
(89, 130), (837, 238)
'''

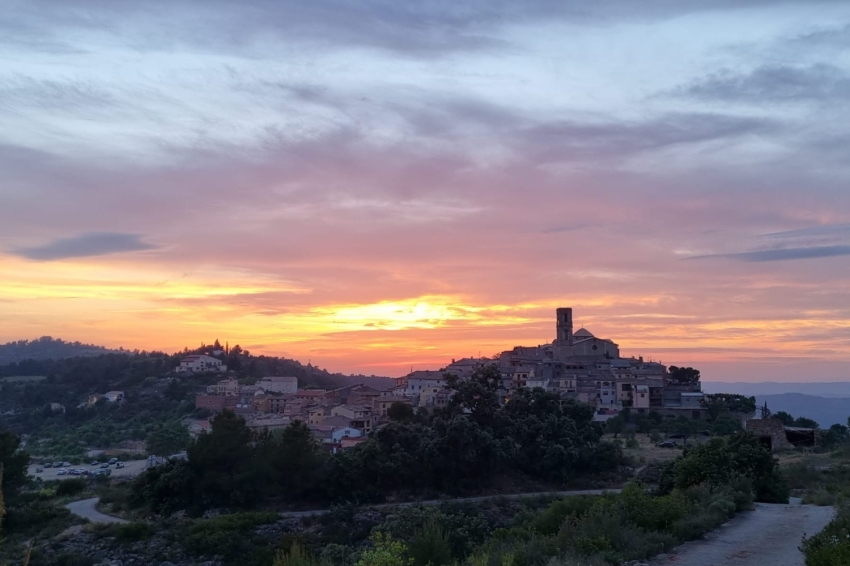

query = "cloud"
(679, 64), (850, 103)
(515, 113), (775, 163)
(4, 0), (845, 59)
(687, 245), (850, 262)
(11, 232), (158, 261)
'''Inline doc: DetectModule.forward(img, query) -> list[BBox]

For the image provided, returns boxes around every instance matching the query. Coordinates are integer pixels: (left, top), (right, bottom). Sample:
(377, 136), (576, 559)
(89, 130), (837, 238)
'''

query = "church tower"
(556, 307), (574, 345)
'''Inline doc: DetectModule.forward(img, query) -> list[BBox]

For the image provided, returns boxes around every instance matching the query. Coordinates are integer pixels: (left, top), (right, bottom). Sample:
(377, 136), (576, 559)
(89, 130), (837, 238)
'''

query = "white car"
(57, 469), (67, 476)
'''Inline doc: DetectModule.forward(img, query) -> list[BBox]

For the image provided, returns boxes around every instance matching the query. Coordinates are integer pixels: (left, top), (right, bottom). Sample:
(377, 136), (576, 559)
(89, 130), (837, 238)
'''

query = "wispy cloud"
(679, 64), (850, 103)
(12, 232), (158, 261)
(687, 245), (850, 262)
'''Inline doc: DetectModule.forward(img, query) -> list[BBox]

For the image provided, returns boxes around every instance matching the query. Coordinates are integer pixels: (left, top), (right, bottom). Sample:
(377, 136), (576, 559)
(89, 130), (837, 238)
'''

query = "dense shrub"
(56, 478), (87, 497)
(182, 512), (279, 563)
(666, 433), (788, 503)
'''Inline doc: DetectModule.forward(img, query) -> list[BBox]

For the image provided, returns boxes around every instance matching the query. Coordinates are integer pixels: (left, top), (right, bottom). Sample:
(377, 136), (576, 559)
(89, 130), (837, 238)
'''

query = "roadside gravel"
(648, 501), (834, 566)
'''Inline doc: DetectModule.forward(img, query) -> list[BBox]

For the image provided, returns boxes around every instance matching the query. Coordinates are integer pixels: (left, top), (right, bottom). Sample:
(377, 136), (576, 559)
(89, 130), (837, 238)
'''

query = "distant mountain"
(715, 392), (848, 429)
(703, 381), (850, 398)
(0, 337), (116, 364)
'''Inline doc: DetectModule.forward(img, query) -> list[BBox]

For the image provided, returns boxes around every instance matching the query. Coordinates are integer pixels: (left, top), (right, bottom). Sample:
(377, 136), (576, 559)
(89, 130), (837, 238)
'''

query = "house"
(308, 406), (329, 425)
(206, 378), (239, 396)
(257, 376), (298, 394)
(85, 394), (103, 407)
(246, 415), (291, 432)
(371, 396), (412, 417)
(104, 391), (125, 403)
(195, 394), (236, 412)
(186, 419), (212, 439)
(177, 354), (226, 374)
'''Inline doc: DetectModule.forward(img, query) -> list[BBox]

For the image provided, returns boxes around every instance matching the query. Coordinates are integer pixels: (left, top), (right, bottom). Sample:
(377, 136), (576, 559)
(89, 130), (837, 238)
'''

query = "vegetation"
(659, 432), (789, 503)
(667, 366), (700, 384)
(132, 366), (625, 513)
(702, 393), (757, 418)
(801, 503), (850, 566)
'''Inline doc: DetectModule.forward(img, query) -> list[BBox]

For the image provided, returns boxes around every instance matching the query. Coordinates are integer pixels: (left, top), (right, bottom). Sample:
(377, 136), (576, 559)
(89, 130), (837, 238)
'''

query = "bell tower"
(556, 307), (574, 345)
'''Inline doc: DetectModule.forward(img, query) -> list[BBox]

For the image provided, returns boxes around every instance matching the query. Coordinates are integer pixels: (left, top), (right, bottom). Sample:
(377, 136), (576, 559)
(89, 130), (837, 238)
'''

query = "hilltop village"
(191, 308), (705, 450)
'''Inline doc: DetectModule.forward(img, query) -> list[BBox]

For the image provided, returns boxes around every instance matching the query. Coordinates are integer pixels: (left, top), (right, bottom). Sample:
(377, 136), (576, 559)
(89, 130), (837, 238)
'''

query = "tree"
(146, 421), (190, 457)
(443, 365), (503, 427)
(606, 415), (625, 438)
(774, 411), (795, 426)
(387, 402), (415, 424)
(668, 366), (700, 384)
(187, 410), (260, 508)
(263, 421), (325, 499)
(793, 417), (819, 429)
(0, 430), (30, 502)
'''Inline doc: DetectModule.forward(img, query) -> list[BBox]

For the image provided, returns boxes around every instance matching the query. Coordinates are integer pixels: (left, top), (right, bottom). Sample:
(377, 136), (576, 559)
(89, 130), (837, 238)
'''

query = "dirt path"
(649, 501), (834, 566)
(65, 497), (129, 524)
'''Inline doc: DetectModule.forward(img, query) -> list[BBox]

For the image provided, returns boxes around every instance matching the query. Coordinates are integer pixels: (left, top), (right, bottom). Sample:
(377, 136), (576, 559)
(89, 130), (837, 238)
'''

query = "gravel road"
(65, 497), (128, 524)
(649, 501), (834, 566)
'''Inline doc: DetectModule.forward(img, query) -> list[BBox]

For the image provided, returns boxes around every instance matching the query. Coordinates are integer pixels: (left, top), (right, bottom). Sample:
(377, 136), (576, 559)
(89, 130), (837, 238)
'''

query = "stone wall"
(745, 418), (792, 451)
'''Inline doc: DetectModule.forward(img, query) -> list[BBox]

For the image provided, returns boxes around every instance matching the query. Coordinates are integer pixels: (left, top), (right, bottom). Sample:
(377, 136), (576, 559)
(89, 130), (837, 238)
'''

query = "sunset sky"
(2, 1), (850, 380)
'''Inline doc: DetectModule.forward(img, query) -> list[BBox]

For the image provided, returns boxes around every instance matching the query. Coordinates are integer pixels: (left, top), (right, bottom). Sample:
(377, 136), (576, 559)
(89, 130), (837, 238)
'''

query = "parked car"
(108, 458), (118, 465)
(100, 463), (110, 468)
(656, 440), (678, 448)
(44, 462), (53, 468)
(35, 467), (43, 473)
(57, 469), (67, 475)
(53, 462), (63, 468)
(91, 461), (99, 466)
(69, 469), (79, 476)
(115, 462), (125, 469)
(667, 434), (685, 439)
(93, 469), (111, 477)
(62, 462), (71, 467)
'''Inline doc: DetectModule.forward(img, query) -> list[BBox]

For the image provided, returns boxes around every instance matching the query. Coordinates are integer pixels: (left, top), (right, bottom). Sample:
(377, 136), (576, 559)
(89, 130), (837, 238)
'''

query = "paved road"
(65, 498), (129, 524)
(279, 488), (621, 518)
(648, 501), (834, 566)
(29, 460), (148, 481)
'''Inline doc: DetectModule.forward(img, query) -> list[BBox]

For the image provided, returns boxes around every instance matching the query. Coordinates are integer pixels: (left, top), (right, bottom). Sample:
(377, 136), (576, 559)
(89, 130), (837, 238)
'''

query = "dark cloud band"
(11, 232), (158, 261)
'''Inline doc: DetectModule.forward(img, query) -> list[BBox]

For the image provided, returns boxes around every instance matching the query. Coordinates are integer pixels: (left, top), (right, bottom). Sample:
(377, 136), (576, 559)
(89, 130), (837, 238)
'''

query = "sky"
(1, 1), (850, 380)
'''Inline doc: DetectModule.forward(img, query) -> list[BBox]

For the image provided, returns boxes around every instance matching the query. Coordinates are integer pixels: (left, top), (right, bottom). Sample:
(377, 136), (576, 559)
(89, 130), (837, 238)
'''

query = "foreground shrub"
(801, 504), (850, 566)
(669, 433), (788, 503)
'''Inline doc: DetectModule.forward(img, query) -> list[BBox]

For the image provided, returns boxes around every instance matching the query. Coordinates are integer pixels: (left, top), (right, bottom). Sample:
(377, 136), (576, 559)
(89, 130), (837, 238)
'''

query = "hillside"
(703, 381), (850, 398)
(0, 336), (116, 364)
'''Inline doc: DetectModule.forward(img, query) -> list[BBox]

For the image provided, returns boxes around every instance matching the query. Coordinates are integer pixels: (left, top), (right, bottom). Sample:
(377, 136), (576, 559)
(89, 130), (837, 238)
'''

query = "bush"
(671, 434), (788, 503)
(624, 439), (639, 450)
(801, 505), (850, 566)
(530, 497), (600, 536)
(182, 512), (279, 562)
(408, 518), (452, 566)
(56, 478), (87, 497)
(114, 521), (154, 542)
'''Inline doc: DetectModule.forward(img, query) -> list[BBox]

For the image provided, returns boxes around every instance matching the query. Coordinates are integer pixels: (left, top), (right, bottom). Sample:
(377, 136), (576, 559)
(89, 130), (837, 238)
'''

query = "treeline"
(132, 366), (625, 513)
(0, 336), (115, 364)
